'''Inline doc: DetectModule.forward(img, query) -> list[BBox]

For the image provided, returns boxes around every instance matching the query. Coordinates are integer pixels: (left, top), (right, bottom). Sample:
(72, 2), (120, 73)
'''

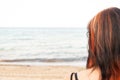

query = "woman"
(71, 7), (120, 80)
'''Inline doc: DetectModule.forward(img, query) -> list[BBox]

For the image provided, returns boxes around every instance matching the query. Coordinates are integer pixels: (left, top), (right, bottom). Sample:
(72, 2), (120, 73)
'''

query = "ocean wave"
(0, 57), (87, 63)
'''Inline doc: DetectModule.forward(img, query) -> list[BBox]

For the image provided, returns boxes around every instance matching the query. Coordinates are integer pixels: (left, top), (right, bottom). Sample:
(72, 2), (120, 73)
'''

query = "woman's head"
(87, 7), (120, 80)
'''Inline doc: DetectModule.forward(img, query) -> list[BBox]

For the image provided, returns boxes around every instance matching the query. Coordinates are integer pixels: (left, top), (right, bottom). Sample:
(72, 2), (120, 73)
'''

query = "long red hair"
(87, 7), (120, 80)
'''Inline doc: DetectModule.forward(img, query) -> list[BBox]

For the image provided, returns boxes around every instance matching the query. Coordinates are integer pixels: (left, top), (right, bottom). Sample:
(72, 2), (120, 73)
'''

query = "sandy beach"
(0, 64), (84, 80)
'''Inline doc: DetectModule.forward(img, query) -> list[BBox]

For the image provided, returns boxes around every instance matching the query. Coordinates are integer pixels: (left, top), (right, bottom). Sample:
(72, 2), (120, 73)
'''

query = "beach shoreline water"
(0, 28), (87, 79)
(0, 64), (85, 80)
(0, 28), (88, 64)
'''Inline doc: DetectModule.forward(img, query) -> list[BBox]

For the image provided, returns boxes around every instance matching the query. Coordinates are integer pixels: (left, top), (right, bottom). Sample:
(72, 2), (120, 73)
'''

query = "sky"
(0, 0), (120, 28)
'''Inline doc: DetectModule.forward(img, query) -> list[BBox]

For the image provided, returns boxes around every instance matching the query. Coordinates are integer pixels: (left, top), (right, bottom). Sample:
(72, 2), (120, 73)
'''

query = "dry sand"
(0, 64), (85, 80)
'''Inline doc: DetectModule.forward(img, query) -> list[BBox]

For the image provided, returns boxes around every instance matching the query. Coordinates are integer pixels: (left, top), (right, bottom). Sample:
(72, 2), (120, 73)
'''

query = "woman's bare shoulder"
(77, 68), (92, 80)
(78, 68), (101, 80)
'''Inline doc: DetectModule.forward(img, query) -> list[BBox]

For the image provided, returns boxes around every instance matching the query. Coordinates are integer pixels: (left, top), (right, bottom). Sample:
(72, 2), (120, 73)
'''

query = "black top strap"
(70, 72), (79, 80)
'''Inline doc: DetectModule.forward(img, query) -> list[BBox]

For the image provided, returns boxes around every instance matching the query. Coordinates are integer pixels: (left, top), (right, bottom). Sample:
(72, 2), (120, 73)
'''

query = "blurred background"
(0, 0), (119, 67)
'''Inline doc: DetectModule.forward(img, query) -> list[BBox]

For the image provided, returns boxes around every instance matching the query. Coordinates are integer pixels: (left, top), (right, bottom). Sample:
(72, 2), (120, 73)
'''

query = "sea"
(0, 28), (88, 67)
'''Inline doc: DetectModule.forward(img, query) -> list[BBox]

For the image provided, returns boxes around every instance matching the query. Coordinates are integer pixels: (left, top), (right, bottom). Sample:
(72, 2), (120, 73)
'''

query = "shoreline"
(0, 64), (85, 80)
(0, 60), (87, 67)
